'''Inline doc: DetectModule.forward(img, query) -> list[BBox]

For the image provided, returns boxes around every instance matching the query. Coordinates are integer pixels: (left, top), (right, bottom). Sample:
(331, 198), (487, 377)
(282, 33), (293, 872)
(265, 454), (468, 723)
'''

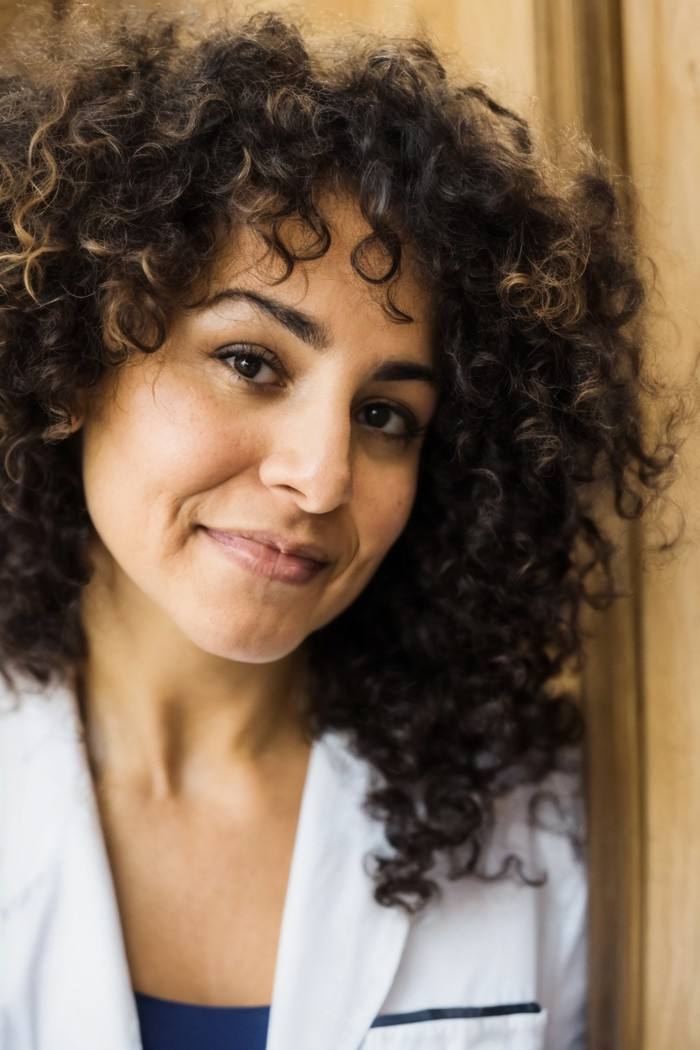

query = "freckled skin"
(69, 196), (439, 1003)
(78, 192), (437, 665)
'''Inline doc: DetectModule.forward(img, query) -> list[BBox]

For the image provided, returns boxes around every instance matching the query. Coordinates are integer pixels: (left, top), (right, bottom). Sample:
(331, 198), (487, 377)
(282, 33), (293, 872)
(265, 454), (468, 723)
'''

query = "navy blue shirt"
(134, 990), (271, 1050)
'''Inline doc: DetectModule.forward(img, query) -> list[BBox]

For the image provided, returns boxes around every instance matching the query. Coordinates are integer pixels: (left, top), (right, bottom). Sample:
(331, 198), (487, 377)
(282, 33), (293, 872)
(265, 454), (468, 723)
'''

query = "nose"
(257, 397), (353, 514)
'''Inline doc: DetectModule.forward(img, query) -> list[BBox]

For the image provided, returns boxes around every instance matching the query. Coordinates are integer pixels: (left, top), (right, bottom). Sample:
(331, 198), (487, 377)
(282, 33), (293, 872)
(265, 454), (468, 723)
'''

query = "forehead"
(197, 191), (435, 347)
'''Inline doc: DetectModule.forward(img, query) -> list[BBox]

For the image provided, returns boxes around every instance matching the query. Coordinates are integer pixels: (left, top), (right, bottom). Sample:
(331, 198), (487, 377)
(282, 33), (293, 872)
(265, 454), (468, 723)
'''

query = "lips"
(207, 527), (330, 564)
(200, 527), (330, 585)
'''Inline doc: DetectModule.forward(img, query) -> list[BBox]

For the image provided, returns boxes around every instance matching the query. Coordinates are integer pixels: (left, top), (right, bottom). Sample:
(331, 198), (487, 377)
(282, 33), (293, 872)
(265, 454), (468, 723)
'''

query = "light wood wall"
(620, 2), (700, 1046)
(1, 1), (698, 1047)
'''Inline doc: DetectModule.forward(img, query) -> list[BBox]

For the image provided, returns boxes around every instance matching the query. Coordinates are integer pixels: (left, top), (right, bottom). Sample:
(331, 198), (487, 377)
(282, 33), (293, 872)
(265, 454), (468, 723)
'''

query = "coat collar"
(1, 674), (412, 1049)
(266, 723), (412, 1050)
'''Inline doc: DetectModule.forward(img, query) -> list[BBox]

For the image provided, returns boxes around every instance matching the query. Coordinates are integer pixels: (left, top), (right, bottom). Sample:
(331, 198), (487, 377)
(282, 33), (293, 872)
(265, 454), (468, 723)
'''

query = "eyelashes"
(219, 344), (282, 385)
(214, 343), (427, 444)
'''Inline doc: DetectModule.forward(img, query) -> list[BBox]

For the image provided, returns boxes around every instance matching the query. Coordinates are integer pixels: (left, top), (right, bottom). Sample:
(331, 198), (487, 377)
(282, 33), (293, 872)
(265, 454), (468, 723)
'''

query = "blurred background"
(1, 1), (698, 1047)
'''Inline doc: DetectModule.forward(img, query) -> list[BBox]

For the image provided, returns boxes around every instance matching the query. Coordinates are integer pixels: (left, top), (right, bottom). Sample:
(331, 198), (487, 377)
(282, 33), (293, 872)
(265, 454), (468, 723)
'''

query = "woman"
(0, 6), (681, 1049)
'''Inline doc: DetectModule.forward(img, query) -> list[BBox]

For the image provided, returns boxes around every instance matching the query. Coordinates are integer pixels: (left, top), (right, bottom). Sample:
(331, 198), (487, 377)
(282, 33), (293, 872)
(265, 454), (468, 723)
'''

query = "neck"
(71, 567), (311, 804)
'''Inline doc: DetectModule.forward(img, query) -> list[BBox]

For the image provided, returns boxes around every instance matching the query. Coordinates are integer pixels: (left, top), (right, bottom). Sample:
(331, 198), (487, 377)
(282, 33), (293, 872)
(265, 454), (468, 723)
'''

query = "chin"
(177, 615), (306, 665)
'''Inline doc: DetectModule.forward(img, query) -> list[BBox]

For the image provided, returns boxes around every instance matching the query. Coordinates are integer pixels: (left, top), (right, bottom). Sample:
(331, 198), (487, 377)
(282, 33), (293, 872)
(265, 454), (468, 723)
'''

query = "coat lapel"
(1, 675), (142, 1050)
(265, 730), (413, 1050)
(1, 677), (412, 1050)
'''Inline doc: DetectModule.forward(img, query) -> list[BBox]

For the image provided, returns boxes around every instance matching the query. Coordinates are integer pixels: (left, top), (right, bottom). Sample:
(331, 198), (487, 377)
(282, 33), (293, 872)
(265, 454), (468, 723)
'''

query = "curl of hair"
(0, 5), (691, 913)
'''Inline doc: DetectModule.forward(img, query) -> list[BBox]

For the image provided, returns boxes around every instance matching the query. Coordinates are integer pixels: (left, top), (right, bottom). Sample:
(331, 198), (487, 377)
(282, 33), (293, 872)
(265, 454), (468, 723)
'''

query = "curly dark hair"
(0, 3), (688, 914)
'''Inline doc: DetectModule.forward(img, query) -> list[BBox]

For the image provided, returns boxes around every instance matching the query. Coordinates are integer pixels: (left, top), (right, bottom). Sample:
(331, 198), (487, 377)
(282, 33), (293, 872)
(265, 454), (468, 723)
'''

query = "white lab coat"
(0, 672), (587, 1050)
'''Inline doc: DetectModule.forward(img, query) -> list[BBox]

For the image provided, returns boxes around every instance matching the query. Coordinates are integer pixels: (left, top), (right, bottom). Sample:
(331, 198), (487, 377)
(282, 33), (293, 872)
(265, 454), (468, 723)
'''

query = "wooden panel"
(533, 4), (643, 1046)
(580, 540), (644, 1050)
(0, 0), (20, 32)
(574, 5), (643, 1046)
(620, 1), (700, 1046)
(533, 0), (583, 135)
(442, 0), (538, 105)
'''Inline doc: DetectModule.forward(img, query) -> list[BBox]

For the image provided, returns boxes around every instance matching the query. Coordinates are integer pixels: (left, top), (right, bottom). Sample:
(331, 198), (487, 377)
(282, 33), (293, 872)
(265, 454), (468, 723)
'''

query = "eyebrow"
(197, 287), (438, 387)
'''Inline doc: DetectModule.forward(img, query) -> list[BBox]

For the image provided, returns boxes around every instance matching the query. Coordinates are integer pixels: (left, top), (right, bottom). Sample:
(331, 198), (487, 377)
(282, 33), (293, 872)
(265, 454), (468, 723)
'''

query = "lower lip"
(200, 528), (328, 585)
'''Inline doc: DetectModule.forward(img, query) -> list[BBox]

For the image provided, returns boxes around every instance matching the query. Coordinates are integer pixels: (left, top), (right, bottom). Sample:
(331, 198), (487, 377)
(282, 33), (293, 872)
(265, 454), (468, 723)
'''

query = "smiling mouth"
(200, 528), (329, 585)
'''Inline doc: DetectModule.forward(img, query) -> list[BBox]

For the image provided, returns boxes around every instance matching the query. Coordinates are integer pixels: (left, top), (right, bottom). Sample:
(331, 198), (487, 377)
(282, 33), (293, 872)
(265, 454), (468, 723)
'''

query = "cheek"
(310, 469), (417, 635)
(79, 370), (260, 561)
(356, 465), (418, 564)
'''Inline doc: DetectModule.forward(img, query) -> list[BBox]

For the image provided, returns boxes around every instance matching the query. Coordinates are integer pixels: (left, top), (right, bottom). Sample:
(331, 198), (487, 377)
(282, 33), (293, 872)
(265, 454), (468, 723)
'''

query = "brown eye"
(358, 401), (423, 441)
(215, 344), (283, 385)
(363, 404), (393, 429)
(231, 351), (269, 380)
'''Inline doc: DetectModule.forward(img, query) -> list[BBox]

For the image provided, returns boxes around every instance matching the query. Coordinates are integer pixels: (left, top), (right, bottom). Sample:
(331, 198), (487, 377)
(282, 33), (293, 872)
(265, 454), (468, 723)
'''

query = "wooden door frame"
(533, 2), (644, 1047)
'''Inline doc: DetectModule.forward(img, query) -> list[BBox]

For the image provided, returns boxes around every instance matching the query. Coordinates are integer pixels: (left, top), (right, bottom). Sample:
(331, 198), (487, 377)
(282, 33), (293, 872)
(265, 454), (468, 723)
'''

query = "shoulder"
(367, 753), (587, 1050)
(486, 763), (586, 888)
(446, 764), (588, 1049)
(0, 669), (81, 749)
(0, 671), (86, 909)
(495, 766), (587, 1049)
(0, 670), (83, 798)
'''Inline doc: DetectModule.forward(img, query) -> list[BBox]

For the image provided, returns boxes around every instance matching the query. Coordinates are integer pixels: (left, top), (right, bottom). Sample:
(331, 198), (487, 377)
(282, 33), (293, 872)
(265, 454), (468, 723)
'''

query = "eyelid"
(215, 342), (287, 380)
(214, 342), (427, 441)
(361, 400), (424, 439)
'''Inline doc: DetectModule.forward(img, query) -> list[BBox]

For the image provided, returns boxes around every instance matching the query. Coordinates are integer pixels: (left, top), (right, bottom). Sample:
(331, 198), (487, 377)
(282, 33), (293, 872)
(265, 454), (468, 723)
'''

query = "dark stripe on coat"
(370, 1002), (542, 1028)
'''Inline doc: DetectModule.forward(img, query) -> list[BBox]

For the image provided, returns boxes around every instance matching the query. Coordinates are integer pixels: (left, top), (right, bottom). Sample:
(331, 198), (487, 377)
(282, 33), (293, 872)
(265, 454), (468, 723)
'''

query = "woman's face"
(78, 193), (438, 663)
